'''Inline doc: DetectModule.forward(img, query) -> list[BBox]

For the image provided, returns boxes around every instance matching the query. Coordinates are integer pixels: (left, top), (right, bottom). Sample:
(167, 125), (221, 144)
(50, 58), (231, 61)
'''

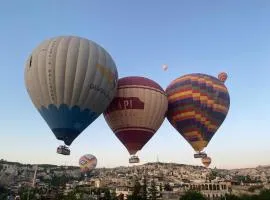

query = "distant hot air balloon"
(104, 76), (168, 163)
(24, 36), (118, 155)
(201, 156), (211, 168)
(162, 64), (168, 71)
(218, 72), (228, 82)
(166, 73), (230, 158)
(79, 154), (97, 174)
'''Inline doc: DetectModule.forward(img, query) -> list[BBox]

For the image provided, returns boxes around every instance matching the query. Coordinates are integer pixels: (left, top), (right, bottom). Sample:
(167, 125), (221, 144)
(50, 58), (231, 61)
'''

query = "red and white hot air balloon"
(201, 156), (211, 168)
(103, 76), (168, 163)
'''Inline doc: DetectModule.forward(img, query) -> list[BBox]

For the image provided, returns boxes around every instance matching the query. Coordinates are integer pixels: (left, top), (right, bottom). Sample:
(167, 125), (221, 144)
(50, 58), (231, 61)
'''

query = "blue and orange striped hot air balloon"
(166, 72), (230, 158)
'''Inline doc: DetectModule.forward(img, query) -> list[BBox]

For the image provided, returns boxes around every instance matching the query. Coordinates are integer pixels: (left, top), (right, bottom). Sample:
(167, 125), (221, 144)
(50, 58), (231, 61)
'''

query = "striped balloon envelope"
(104, 76), (168, 159)
(79, 154), (97, 173)
(25, 36), (118, 148)
(166, 73), (230, 154)
(201, 156), (211, 168)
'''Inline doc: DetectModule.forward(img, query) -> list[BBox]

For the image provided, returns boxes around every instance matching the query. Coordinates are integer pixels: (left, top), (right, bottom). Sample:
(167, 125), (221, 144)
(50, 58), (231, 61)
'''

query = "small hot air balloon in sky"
(24, 36), (118, 155)
(162, 64), (168, 71)
(79, 154), (97, 174)
(104, 76), (168, 163)
(201, 156), (211, 168)
(218, 72), (228, 82)
(166, 72), (230, 158)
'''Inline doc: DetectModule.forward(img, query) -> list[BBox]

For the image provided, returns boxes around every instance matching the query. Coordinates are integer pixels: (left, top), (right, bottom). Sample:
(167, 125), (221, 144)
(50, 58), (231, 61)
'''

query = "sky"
(0, 0), (270, 169)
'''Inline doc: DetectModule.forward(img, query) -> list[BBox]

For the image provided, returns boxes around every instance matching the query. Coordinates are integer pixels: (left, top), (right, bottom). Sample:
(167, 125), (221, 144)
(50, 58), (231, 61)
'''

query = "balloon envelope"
(202, 156), (211, 167)
(218, 72), (228, 82)
(162, 64), (168, 71)
(166, 73), (230, 152)
(104, 76), (168, 155)
(79, 154), (97, 173)
(25, 36), (118, 145)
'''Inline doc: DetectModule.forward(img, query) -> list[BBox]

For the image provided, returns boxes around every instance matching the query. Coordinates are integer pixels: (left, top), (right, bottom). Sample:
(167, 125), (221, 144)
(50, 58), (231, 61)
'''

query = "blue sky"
(0, 0), (270, 169)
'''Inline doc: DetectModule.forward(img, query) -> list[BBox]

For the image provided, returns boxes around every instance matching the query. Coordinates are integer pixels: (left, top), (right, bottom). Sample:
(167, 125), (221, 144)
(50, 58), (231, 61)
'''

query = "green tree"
(148, 180), (158, 200)
(50, 175), (69, 187)
(127, 180), (143, 200)
(221, 194), (241, 200)
(18, 187), (41, 200)
(256, 189), (270, 200)
(133, 180), (142, 197)
(240, 194), (258, 200)
(164, 183), (173, 191)
(104, 188), (112, 200)
(110, 190), (118, 200)
(208, 169), (218, 181)
(142, 177), (148, 200)
(0, 185), (9, 200)
(180, 190), (206, 200)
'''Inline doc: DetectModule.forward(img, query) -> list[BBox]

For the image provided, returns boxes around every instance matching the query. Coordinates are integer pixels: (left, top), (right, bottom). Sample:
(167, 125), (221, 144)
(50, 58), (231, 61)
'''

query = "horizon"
(1, 158), (269, 171)
(0, 1), (270, 170)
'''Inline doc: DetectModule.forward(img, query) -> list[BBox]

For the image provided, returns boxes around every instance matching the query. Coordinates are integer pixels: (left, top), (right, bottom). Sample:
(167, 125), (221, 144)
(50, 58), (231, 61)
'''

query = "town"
(1, 159), (270, 200)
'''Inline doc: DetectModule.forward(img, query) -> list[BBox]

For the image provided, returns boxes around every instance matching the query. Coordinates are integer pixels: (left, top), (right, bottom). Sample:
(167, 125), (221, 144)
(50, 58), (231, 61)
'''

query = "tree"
(104, 188), (112, 200)
(127, 180), (143, 200)
(142, 177), (148, 200)
(220, 189), (270, 200)
(221, 194), (241, 200)
(50, 175), (69, 187)
(0, 185), (9, 200)
(110, 190), (118, 200)
(164, 183), (173, 191)
(180, 191), (206, 200)
(256, 189), (270, 200)
(148, 180), (158, 200)
(133, 180), (142, 197)
(208, 169), (218, 181)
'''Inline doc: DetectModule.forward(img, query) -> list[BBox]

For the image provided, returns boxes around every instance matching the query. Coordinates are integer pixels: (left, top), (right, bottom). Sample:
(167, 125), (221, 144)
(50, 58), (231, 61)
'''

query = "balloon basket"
(129, 155), (140, 164)
(194, 152), (207, 158)
(56, 145), (70, 155)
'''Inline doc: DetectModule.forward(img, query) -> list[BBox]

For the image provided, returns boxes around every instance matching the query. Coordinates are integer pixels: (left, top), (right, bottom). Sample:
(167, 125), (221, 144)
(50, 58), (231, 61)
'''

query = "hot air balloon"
(104, 76), (168, 163)
(162, 64), (168, 71)
(201, 156), (211, 168)
(166, 72), (230, 158)
(25, 36), (118, 155)
(218, 72), (228, 82)
(79, 154), (97, 174)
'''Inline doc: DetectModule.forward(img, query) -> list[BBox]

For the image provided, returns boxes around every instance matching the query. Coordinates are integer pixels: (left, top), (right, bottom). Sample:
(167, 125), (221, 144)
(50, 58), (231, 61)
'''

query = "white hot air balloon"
(162, 64), (168, 71)
(25, 36), (118, 155)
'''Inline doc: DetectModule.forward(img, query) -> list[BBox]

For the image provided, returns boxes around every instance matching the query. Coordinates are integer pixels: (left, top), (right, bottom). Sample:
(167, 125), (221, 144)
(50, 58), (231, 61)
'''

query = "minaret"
(32, 165), (38, 188)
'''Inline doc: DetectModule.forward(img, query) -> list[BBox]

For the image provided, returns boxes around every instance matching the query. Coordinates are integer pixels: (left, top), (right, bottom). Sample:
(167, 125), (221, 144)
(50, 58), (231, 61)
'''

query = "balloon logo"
(166, 73), (230, 155)
(79, 154), (97, 173)
(104, 76), (168, 163)
(25, 36), (118, 149)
